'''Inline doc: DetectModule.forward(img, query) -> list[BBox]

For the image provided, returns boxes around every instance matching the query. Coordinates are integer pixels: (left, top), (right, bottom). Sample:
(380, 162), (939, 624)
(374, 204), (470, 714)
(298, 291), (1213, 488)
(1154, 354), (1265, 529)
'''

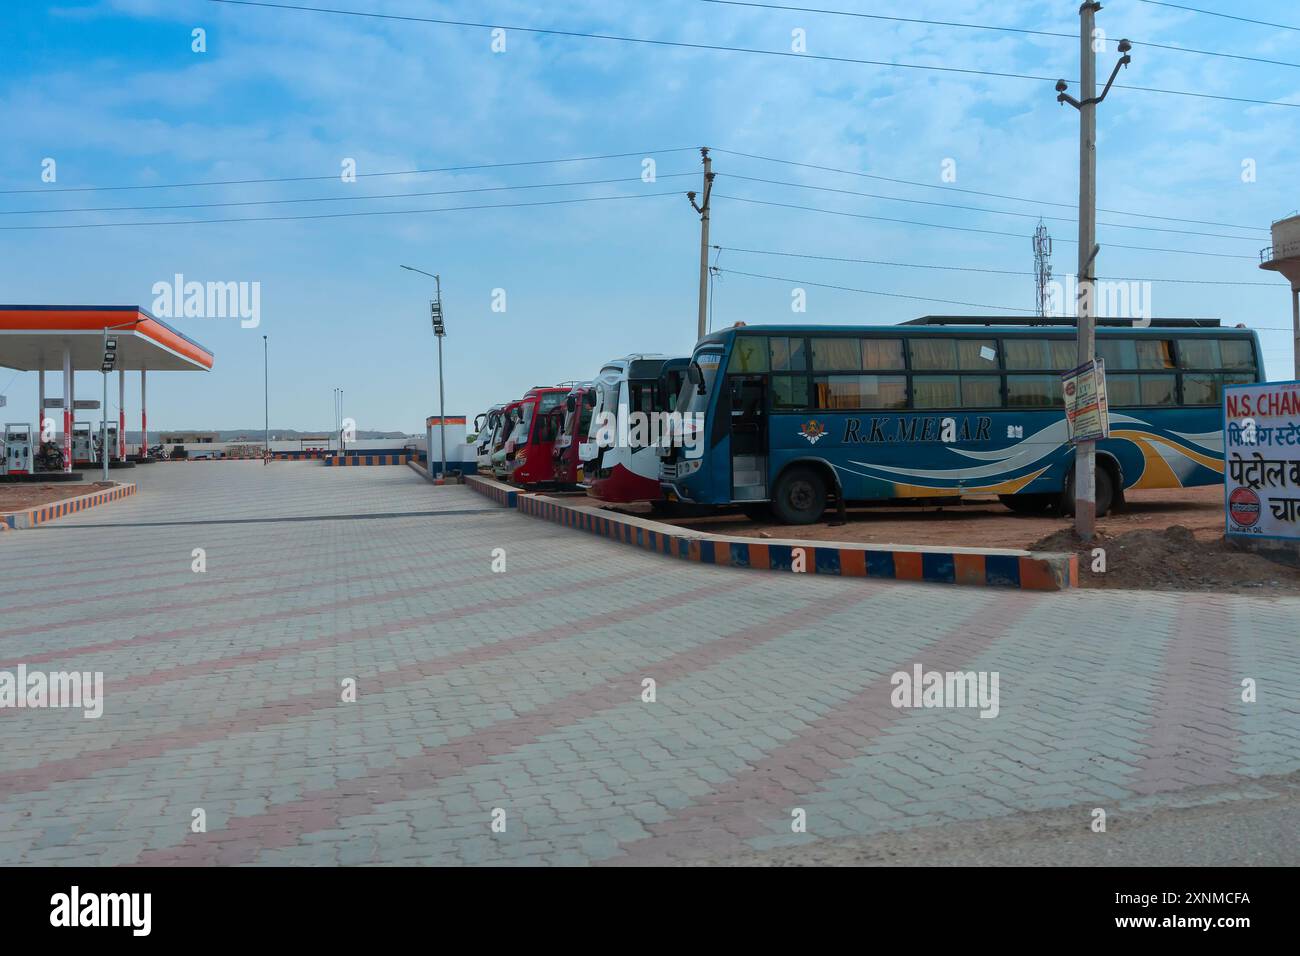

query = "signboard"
(1224, 379), (1300, 541)
(1061, 358), (1109, 442)
(42, 399), (101, 410)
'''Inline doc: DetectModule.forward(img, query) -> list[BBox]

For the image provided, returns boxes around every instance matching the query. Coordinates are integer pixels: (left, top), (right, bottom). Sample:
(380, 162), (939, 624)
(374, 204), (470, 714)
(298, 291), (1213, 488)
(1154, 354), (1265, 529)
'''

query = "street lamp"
(100, 319), (140, 481)
(400, 264), (447, 477)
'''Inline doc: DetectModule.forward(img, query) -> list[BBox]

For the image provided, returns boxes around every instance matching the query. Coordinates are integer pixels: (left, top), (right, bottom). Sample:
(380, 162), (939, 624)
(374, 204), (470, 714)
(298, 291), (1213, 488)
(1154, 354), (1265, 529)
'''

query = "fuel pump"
(72, 421), (94, 465)
(3, 424), (34, 476)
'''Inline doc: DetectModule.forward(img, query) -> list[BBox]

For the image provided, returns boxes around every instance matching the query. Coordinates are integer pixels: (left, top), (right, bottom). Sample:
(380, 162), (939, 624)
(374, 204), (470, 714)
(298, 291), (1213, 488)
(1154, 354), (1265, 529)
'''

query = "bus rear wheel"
(1059, 465), (1115, 518)
(771, 467), (827, 524)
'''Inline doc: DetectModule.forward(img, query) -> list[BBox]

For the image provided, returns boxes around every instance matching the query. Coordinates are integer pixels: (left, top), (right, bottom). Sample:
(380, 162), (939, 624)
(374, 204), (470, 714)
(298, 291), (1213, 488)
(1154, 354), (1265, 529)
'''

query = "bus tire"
(999, 493), (1055, 515)
(771, 467), (827, 524)
(1059, 465), (1114, 518)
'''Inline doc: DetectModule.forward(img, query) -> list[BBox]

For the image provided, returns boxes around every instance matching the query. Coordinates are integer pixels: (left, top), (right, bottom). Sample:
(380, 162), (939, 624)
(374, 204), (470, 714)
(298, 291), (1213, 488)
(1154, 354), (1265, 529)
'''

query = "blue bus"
(658, 317), (1263, 524)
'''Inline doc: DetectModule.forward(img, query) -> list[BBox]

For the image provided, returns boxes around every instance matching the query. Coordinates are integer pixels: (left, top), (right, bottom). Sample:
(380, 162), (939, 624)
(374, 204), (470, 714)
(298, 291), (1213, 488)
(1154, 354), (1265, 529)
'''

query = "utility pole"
(688, 147), (715, 342)
(263, 334), (269, 465)
(1055, 5), (1131, 541)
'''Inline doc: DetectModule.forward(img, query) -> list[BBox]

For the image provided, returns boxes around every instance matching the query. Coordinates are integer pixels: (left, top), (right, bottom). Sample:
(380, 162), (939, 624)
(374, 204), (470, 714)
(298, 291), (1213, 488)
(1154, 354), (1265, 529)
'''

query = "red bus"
(551, 382), (595, 486)
(507, 386), (571, 487)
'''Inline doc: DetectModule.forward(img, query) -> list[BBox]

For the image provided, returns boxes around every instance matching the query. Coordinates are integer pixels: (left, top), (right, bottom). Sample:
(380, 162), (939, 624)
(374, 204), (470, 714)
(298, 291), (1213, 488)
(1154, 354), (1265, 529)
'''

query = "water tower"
(1259, 214), (1300, 377)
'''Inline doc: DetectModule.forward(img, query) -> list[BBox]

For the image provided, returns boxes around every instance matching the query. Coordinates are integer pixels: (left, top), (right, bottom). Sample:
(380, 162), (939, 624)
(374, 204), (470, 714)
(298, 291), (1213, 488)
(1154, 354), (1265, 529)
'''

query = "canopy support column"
(62, 346), (72, 473)
(118, 370), (126, 460)
(140, 369), (147, 458)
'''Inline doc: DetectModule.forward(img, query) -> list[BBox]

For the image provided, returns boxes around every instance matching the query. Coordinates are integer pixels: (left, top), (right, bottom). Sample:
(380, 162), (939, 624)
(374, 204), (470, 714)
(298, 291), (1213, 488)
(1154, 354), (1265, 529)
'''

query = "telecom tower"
(1032, 220), (1053, 320)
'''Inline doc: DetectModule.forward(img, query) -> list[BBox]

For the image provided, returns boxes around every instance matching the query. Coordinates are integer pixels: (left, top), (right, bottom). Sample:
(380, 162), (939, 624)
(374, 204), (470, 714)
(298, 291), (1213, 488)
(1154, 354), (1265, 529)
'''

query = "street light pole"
(400, 264), (448, 477)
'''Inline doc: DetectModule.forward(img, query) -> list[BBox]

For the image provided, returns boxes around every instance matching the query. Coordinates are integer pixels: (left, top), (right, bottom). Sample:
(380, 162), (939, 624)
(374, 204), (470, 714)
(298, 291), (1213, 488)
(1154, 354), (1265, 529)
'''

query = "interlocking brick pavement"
(0, 461), (1296, 865)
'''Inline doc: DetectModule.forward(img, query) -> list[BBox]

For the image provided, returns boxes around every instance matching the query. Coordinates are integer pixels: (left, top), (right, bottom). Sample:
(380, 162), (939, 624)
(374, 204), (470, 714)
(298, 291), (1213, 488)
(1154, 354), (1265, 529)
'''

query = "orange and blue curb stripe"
(509, 493), (1075, 591)
(465, 474), (519, 508)
(1, 483), (137, 530)
(324, 454), (415, 466)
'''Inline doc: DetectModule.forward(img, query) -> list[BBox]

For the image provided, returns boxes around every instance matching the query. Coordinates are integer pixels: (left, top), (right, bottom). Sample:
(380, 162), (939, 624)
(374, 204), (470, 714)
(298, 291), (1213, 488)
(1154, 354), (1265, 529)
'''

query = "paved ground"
(0, 461), (1296, 866)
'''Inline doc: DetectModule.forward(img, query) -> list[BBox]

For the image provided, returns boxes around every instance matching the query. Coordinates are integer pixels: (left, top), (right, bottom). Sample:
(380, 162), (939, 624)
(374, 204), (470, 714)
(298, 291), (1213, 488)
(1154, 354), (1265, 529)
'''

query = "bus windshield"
(675, 351), (722, 418)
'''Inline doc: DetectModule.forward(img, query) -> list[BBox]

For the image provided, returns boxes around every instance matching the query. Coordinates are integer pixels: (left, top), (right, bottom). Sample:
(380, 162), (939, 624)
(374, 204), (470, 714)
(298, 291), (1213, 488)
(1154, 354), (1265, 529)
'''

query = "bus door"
(727, 374), (768, 500)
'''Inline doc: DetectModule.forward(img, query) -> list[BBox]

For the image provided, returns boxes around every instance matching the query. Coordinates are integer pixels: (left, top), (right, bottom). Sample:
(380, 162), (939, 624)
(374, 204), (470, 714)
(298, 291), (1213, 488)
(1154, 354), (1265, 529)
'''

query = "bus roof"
(695, 320), (1253, 347)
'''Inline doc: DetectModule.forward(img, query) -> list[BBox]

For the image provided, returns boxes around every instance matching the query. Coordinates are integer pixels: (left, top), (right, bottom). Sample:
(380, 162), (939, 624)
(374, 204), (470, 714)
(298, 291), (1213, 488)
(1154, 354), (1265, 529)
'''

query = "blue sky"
(2, 0), (1298, 434)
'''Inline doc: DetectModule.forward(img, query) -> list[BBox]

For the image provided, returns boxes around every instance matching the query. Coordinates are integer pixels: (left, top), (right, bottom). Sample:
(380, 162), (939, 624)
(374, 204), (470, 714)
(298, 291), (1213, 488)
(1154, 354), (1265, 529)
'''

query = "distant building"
(160, 431), (218, 444)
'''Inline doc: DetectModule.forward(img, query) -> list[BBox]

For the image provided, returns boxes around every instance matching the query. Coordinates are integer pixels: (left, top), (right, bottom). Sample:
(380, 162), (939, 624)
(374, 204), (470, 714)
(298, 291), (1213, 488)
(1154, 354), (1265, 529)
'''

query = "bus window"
(1096, 339), (1136, 369)
(1220, 339), (1256, 371)
(1137, 339), (1175, 369)
(914, 376), (1001, 409)
(771, 375), (809, 409)
(1006, 375), (1062, 408)
(1004, 338), (1074, 370)
(1140, 374), (1177, 405)
(863, 338), (905, 370)
(770, 336), (807, 371)
(728, 338), (769, 373)
(814, 374), (906, 409)
(909, 338), (997, 370)
(1183, 372), (1254, 405)
(811, 338), (862, 370)
(1177, 338), (1221, 369)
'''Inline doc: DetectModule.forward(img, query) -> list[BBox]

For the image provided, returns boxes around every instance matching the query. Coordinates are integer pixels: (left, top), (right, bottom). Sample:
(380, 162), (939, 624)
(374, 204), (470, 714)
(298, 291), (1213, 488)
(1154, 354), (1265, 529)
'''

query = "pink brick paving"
(1, 462), (1296, 866)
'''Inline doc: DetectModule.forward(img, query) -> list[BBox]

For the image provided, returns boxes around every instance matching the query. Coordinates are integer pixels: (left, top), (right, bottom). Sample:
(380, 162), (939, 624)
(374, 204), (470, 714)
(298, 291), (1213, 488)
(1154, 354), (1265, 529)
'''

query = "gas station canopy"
(0, 305), (214, 372)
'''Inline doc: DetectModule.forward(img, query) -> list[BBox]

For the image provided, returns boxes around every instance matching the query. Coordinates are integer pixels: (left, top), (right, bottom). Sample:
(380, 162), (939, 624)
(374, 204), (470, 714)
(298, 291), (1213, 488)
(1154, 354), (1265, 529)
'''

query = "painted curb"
(509, 492), (1076, 591)
(1, 483), (137, 530)
(325, 454), (416, 467)
(465, 473), (518, 508)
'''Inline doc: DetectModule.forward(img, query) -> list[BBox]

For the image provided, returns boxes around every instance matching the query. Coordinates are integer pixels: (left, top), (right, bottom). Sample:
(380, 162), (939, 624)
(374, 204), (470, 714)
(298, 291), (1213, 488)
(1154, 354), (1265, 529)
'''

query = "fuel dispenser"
(104, 422), (119, 463)
(2, 424), (34, 475)
(72, 421), (94, 465)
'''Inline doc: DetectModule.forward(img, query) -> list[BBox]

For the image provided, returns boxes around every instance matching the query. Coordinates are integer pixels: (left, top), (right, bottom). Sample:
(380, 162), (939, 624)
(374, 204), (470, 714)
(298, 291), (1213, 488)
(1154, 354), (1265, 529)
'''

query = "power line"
(0, 147), (696, 195)
(713, 194), (1260, 259)
(716, 267), (1036, 312)
(0, 172), (697, 216)
(0, 190), (682, 231)
(714, 244), (1278, 285)
(720, 266), (1297, 330)
(1138, 1), (1300, 33)
(720, 172), (1261, 241)
(702, 0), (1300, 70)
(712, 148), (1266, 232)
(201, 0), (1300, 109)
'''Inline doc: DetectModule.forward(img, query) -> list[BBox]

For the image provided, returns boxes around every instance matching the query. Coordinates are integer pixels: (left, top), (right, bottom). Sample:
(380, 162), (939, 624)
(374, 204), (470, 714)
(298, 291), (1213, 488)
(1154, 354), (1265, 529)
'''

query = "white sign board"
(1061, 358), (1109, 443)
(1224, 379), (1300, 541)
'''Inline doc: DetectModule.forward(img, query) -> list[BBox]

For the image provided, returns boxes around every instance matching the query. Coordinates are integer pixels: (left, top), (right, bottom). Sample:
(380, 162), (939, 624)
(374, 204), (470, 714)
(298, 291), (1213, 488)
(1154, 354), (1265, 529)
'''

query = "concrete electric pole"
(688, 147), (715, 342)
(1055, 3), (1131, 541)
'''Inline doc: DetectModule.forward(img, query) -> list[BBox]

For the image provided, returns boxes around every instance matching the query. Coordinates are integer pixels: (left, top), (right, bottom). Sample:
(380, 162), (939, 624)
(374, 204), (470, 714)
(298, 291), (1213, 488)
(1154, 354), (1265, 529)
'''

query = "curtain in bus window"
(1003, 339), (1048, 370)
(1220, 339), (1255, 372)
(771, 374), (809, 408)
(1137, 339), (1175, 369)
(811, 338), (862, 370)
(960, 376), (1001, 407)
(815, 375), (905, 409)
(909, 337), (957, 370)
(1139, 374), (1177, 405)
(1049, 340), (1075, 369)
(1096, 339), (1137, 369)
(728, 338), (769, 373)
(862, 338), (905, 370)
(1178, 338), (1221, 369)
(958, 339), (997, 369)
(913, 376), (959, 409)
(770, 336), (807, 371)
(1006, 375), (1062, 407)
(1107, 375), (1139, 406)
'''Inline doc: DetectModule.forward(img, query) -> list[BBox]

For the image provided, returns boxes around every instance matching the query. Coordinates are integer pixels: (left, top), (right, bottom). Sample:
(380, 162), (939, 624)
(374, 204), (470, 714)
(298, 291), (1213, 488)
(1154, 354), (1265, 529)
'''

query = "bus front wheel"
(771, 467), (827, 524)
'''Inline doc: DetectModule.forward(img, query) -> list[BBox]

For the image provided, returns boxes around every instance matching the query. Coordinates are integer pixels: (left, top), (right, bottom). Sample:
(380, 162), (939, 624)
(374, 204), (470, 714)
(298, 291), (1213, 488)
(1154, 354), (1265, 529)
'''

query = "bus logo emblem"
(799, 420), (827, 445)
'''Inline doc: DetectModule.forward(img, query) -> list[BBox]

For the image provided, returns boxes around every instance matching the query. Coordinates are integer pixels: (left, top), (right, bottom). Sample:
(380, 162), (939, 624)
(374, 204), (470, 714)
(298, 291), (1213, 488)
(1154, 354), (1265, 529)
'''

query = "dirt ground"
(0, 483), (114, 513)
(605, 486), (1300, 594)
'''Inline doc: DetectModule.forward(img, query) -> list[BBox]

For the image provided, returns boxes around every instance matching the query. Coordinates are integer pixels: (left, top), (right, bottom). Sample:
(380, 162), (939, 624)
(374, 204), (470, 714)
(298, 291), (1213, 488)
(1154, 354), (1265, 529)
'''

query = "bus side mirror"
(566, 396), (576, 413)
(687, 361), (706, 394)
(584, 391), (596, 408)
